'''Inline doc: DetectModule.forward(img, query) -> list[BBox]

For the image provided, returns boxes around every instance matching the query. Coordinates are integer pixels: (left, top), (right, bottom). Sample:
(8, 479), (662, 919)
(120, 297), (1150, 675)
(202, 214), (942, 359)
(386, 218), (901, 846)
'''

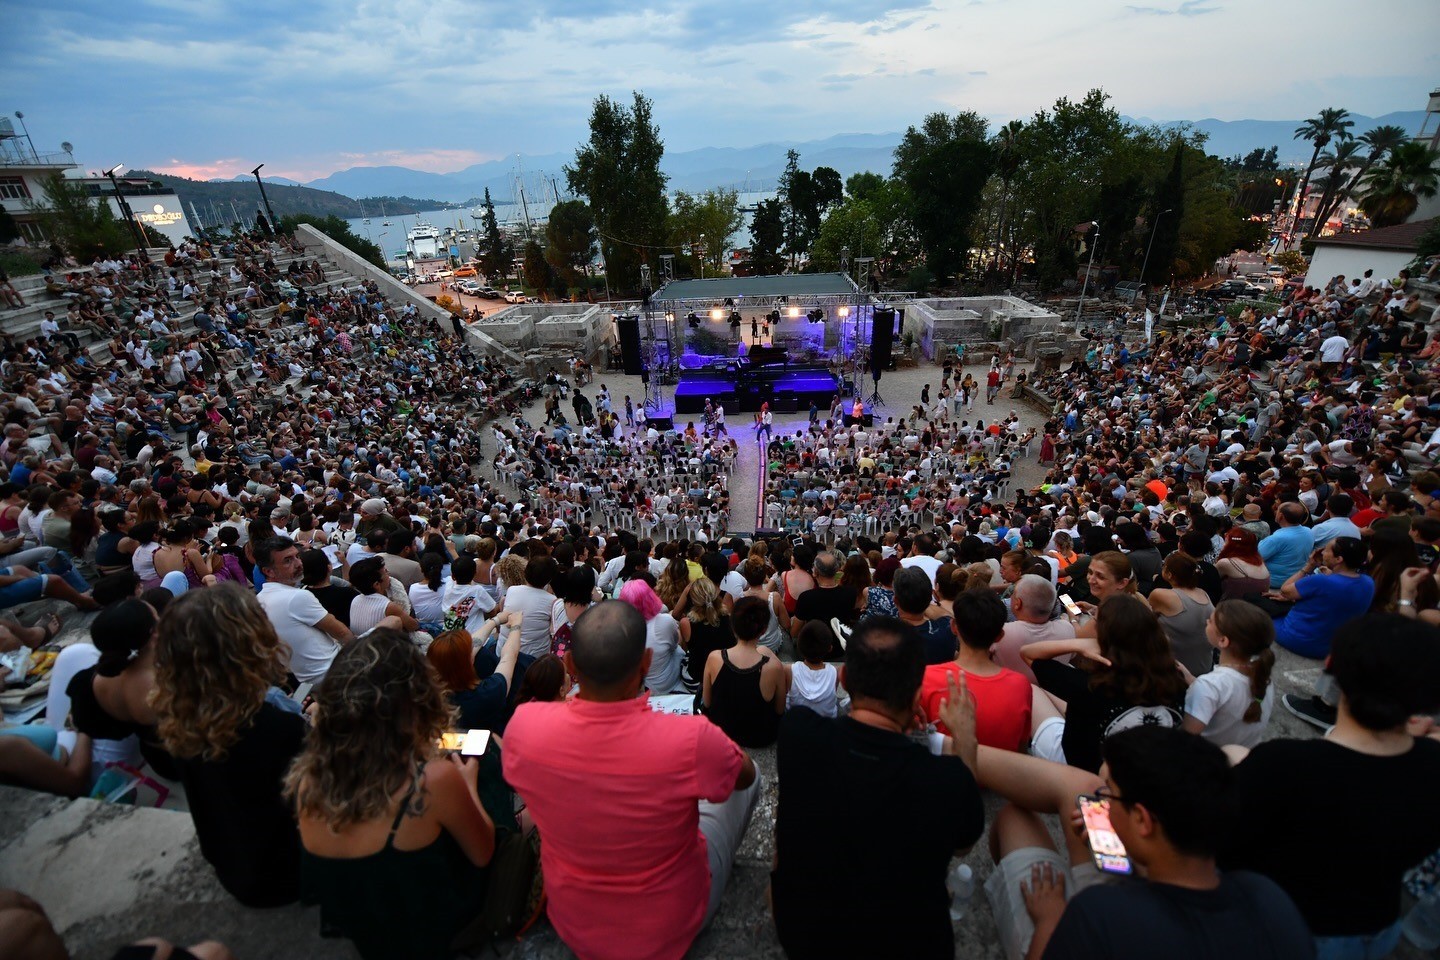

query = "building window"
(18, 221), (45, 242)
(0, 177), (31, 201)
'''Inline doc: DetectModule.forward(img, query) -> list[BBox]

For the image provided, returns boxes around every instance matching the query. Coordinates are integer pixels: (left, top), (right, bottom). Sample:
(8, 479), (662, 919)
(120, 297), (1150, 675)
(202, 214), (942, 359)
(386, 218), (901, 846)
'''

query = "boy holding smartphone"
(985, 727), (1313, 960)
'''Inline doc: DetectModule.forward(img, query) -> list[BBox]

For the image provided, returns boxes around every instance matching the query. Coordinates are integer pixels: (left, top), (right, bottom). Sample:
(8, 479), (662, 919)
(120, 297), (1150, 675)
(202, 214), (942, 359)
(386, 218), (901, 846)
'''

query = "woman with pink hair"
(619, 579), (685, 694)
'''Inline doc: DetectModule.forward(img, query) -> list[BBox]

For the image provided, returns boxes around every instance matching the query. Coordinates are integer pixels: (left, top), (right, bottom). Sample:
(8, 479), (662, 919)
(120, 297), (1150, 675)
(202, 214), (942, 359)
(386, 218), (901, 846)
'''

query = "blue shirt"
(1308, 517), (1361, 549)
(1258, 525), (1313, 587)
(1274, 573), (1375, 659)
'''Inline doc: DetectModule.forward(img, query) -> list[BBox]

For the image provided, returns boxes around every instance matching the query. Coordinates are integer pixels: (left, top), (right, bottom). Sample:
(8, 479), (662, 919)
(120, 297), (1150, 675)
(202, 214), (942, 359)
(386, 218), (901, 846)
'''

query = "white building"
(78, 174), (195, 246)
(0, 116), (79, 243)
(1303, 218), (1433, 291)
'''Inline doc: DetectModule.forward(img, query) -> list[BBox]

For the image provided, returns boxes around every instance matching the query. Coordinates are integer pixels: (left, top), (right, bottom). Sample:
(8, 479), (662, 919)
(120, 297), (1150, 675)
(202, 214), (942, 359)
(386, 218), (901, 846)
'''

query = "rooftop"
(654, 272), (858, 302)
(1311, 217), (1436, 251)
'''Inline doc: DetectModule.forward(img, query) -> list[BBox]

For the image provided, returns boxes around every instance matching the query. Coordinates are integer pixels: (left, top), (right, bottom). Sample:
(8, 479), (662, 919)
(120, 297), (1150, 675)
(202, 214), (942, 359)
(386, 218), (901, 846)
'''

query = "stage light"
(787, 307), (800, 319)
(838, 306), (850, 318)
(710, 308), (723, 320)
(665, 312), (675, 322)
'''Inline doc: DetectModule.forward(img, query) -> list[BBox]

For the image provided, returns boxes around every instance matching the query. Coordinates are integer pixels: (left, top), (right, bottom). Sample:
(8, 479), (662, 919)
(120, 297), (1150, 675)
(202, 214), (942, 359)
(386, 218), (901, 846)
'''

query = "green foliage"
(276, 213), (385, 267)
(522, 239), (555, 298)
(565, 91), (670, 293)
(478, 189), (510, 283)
(747, 198), (786, 274)
(1359, 141), (1440, 228)
(28, 174), (140, 260)
(669, 188), (743, 274)
(844, 172), (885, 202)
(905, 265), (934, 293)
(0, 247), (45, 278)
(892, 111), (995, 281)
(1141, 145), (1185, 285)
(1291, 108), (1354, 238)
(544, 199), (595, 290)
(1414, 219), (1440, 261)
(811, 178), (917, 274)
(1272, 250), (1308, 275)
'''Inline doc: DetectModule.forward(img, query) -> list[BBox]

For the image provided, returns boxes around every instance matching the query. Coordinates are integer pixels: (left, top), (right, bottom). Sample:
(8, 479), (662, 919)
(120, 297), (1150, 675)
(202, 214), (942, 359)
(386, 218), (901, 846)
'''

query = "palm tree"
(990, 119), (1025, 273)
(1312, 124), (1410, 231)
(1306, 139), (1364, 238)
(1290, 108), (1354, 242)
(1359, 141), (1440, 228)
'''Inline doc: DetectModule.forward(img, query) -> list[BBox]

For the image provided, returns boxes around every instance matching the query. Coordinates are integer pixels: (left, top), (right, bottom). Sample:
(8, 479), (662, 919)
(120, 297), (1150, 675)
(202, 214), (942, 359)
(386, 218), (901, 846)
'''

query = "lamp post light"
(103, 164), (146, 251)
(699, 233), (706, 279)
(1139, 208), (1173, 304)
(252, 163), (277, 232)
(1074, 221), (1099, 328)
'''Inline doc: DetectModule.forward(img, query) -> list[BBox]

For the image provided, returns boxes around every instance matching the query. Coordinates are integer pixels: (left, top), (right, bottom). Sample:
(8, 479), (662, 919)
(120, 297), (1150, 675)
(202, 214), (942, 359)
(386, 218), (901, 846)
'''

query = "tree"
(544, 199), (595, 292)
(669, 188), (744, 274)
(478, 189), (509, 283)
(1313, 124), (1410, 231)
(1359, 141), (1440, 228)
(1272, 250), (1308, 275)
(565, 91), (670, 293)
(275, 213), (385, 267)
(1290, 107), (1354, 241)
(777, 149), (813, 267)
(1305, 139), (1364, 238)
(810, 167), (843, 216)
(892, 111), (995, 281)
(523, 239), (554, 298)
(28, 174), (142, 260)
(845, 172), (886, 202)
(989, 119), (1025, 273)
(811, 179), (917, 275)
(748, 198), (786, 275)
(1140, 144), (1185, 285)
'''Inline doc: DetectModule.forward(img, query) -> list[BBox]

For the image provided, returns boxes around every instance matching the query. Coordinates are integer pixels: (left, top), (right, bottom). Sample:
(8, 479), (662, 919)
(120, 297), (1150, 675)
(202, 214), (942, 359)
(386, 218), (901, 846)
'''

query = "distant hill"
(132, 169), (454, 224)
(292, 111), (1432, 203)
(1123, 111), (1429, 165)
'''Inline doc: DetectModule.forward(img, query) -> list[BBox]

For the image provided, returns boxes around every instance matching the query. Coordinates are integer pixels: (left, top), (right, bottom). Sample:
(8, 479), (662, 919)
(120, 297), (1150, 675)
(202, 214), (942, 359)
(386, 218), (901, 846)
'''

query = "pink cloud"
(147, 148), (500, 183)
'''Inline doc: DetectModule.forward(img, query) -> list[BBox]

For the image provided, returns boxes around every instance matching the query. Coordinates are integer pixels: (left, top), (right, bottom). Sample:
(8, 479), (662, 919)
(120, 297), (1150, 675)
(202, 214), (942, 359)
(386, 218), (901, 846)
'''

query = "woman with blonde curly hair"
(286, 629), (496, 960)
(678, 578), (733, 694)
(150, 583), (306, 907)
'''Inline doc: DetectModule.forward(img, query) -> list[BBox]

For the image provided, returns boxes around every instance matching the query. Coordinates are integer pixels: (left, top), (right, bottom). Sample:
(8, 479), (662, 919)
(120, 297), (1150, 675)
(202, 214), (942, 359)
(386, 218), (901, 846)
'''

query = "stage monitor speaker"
(645, 416), (675, 432)
(870, 307), (896, 376)
(618, 317), (643, 375)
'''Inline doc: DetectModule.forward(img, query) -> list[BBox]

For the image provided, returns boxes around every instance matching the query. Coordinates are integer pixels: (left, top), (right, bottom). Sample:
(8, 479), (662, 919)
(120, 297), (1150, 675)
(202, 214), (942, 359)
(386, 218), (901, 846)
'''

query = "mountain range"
(187, 109), (1429, 209)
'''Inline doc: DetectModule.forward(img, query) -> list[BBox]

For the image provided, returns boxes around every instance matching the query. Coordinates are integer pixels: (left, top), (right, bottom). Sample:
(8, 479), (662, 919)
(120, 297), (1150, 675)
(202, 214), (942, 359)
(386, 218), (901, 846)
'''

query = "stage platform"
(673, 364), (842, 415)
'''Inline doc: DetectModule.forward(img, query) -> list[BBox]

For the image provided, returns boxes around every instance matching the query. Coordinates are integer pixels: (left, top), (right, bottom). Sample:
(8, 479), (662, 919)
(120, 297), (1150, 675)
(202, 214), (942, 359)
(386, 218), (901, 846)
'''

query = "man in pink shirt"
(503, 601), (760, 960)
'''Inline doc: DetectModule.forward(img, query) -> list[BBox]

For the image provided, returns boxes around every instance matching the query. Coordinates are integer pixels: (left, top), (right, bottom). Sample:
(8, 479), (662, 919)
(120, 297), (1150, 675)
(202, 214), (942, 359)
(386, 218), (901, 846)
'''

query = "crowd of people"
(0, 228), (1438, 960)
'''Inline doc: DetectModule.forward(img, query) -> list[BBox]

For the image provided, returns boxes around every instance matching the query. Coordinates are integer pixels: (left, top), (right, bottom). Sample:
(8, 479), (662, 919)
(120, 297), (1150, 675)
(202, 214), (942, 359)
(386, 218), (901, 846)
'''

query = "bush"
(0, 246), (46, 278)
(905, 265), (934, 294)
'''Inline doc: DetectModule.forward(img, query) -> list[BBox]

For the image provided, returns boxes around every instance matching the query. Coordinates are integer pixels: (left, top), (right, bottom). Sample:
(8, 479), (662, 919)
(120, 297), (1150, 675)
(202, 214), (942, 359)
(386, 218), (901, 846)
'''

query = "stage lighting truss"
(710, 308), (724, 320)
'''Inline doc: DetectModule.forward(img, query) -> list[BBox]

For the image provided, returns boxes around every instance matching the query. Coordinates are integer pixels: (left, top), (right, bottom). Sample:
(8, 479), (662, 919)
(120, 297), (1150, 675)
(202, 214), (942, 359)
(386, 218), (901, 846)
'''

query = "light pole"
(699, 233), (706, 279)
(252, 164), (277, 231)
(1139, 208), (1173, 300)
(1074, 221), (1098, 328)
(103, 164), (146, 251)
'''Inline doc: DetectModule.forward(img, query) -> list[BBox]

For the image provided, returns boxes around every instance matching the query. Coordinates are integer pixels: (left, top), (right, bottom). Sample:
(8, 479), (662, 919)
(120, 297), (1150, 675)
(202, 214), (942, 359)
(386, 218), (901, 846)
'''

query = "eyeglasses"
(1095, 785), (1135, 807)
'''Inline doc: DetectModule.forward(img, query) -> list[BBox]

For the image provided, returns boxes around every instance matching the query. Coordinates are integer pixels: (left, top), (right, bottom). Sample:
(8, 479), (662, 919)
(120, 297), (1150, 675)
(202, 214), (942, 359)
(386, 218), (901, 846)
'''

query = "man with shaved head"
(503, 601), (760, 960)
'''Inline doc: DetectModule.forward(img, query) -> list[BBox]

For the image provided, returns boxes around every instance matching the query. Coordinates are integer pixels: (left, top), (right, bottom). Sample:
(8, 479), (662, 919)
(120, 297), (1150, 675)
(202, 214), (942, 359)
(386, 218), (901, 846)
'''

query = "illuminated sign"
(137, 202), (183, 226)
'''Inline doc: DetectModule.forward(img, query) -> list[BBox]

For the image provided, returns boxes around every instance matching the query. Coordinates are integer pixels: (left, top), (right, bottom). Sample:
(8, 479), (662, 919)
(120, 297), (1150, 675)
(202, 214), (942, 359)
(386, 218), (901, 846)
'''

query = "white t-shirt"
(439, 581), (496, 635)
(502, 584), (556, 658)
(257, 582), (340, 682)
(408, 579), (449, 624)
(1184, 665), (1272, 749)
(719, 569), (747, 601)
(900, 554), (943, 584)
(643, 612), (683, 694)
(1320, 335), (1349, 362)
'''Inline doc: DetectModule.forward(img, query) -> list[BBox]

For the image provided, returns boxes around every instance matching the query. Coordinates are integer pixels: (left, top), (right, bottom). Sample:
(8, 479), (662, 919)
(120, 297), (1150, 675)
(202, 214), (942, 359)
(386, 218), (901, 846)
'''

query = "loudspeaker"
(618, 317), (643, 375)
(870, 307), (896, 377)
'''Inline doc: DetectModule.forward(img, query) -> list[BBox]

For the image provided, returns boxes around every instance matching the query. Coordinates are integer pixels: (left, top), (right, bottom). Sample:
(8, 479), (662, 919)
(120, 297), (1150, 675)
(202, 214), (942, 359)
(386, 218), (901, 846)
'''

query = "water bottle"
(947, 862), (975, 922)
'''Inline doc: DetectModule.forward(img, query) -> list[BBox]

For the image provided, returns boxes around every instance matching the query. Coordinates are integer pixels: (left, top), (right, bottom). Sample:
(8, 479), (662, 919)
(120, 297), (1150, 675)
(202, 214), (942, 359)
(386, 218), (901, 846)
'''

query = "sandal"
(37, 614), (61, 646)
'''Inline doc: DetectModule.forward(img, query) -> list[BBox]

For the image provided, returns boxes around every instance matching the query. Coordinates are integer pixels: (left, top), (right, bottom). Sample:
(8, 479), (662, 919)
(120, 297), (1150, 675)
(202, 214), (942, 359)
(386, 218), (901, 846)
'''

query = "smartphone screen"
(1077, 795), (1133, 875)
(437, 730), (491, 756)
(1059, 593), (1082, 617)
(437, 731), (467, 753)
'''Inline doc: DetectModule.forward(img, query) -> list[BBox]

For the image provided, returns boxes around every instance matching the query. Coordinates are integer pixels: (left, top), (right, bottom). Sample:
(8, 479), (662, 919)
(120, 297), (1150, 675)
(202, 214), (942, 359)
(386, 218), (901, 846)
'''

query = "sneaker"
(1282, 694), (1337, 733)
(829, 617), (852, 651)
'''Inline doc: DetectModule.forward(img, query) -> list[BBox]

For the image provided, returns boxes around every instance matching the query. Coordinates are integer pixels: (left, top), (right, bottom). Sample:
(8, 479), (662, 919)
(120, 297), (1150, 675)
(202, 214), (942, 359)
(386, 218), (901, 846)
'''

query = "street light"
(699, 233), (706, 279)
(1139, 208), (1173, 296)
(103, 164), (146, 251)
(1074, 221), (1099, 328)
(252, 163), (277, 233)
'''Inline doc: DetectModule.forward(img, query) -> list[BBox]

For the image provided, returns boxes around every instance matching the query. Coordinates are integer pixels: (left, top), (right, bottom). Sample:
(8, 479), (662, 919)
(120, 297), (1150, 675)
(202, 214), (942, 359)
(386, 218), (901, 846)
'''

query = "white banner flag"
(1144, 309), (1154, 343)
(1158, 290), (1170, 316)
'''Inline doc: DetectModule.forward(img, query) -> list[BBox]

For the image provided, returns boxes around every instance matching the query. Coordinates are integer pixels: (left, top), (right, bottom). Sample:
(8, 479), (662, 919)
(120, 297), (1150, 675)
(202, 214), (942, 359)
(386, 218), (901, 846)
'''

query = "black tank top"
(706, 648), (781, 748)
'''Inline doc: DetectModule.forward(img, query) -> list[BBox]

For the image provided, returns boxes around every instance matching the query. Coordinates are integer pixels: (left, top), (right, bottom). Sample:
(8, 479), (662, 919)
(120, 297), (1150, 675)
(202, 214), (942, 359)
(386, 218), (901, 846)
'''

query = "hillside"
(131, 170), (454, 224)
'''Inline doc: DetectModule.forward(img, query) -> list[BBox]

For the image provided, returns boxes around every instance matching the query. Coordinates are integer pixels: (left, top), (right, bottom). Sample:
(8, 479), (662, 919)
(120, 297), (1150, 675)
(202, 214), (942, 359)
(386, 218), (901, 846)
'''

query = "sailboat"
(361, 200), (370, 225)
(381, 201), (391, 227)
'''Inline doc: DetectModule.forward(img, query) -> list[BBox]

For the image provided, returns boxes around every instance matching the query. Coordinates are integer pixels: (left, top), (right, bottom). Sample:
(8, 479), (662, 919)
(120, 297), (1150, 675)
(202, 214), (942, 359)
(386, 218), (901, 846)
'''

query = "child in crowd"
(1179, 599), (1275, 748)
(786, 621), (846, 718)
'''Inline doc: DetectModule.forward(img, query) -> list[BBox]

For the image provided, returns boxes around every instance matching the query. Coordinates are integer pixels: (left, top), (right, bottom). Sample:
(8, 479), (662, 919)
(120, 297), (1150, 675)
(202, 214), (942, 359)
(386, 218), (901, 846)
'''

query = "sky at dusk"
(4, 0), (1436, 182)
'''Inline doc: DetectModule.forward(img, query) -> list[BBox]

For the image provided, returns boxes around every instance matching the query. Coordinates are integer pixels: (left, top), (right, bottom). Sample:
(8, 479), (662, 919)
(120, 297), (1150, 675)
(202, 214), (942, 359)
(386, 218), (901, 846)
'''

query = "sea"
(343, 191), (776, 264)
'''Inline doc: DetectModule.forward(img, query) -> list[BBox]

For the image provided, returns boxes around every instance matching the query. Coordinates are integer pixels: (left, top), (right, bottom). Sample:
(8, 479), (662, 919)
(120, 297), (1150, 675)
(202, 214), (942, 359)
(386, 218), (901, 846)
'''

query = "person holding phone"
(287, 628), (496, 960)
(983, 726), (1313, 960)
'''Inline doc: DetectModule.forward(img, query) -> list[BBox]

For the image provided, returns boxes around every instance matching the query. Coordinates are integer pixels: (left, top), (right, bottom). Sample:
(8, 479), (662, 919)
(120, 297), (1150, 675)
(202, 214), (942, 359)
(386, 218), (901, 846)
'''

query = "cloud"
(1125, 0), (1220, 14)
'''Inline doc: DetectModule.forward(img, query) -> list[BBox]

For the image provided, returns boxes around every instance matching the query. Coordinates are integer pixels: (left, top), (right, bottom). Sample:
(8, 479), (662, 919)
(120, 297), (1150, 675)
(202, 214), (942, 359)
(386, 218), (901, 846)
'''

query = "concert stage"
(674, 363), (842, 415)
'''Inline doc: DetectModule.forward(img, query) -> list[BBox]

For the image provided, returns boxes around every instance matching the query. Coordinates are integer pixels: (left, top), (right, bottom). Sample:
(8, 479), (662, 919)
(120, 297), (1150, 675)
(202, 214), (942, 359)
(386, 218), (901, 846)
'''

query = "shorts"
(1030, 715), (1067, 765)
(0, 571), (46, 609)
(984, 846), (1108, 960)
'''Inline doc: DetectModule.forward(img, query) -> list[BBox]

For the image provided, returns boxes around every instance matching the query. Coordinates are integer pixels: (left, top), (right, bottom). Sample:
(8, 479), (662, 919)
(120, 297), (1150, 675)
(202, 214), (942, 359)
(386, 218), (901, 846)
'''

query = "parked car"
(453, 265), (478, 278)
(477, 287), (501, 299)
(457, 280), (483, 296)
(504, 290), (526, 304)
